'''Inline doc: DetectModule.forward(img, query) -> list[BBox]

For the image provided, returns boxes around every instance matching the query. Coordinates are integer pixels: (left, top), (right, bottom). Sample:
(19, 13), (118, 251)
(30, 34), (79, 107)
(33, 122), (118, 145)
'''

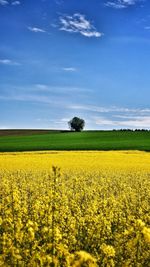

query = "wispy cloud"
(12, 1), (20, 5)
(58, 13), (103, 38)
(0, 84), (89, 107)
(0, 0), (8, 5)
(70, 104), (112, 113)
(34, 84), (89, 93)
(1, 83), (150, 129)
(62, 67), (77, 72)
(36, 117), (69, 125)
(144, 26), (150, 30)
(55, 0), (64, 5)
(0, 94), (54, 104)
(95, 117), (115, 126)
(1, 84), (91, 95)
(0, 59), (20, 66)
(0, 0), (21, 6)
(70, 104), (150, 114)
(105, 0), (141, 9)
(35, 117), (70, 130)
(95, 115), (150, 128)
(35, 84), (49, 91)
(28, 27), (46, 33)
(117, 116), (150, 128)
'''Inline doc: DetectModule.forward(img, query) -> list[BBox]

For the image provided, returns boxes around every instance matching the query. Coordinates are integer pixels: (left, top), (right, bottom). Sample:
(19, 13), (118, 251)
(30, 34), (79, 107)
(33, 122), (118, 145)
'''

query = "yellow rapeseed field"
(0, 151), (150, 266)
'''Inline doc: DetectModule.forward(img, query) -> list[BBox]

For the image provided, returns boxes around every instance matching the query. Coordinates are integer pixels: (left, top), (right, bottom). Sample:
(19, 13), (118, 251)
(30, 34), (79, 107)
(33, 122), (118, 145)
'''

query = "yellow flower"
(101, 244), (115, 257)
(136, 219), (145, 229)
(142, 227), (150, 243)
(28, 227), (35, 240)
(70, 251), (97, 266)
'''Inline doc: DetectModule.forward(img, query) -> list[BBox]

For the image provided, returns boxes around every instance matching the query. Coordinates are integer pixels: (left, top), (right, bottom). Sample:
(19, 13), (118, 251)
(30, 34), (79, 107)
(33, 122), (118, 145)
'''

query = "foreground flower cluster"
(0, 151), (150, 266)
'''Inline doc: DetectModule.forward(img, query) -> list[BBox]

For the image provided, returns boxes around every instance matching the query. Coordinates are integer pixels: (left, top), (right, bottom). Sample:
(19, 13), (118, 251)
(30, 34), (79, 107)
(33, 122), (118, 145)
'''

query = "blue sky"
(1, 0), (150, 130)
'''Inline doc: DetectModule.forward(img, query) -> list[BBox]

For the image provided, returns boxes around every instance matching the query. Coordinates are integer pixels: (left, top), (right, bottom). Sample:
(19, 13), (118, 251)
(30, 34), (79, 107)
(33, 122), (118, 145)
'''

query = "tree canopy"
(68, 117), (85, 132)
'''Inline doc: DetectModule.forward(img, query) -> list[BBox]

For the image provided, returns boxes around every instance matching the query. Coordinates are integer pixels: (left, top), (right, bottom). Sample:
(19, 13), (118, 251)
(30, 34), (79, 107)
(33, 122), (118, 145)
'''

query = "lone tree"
(68, 117), (85, 132)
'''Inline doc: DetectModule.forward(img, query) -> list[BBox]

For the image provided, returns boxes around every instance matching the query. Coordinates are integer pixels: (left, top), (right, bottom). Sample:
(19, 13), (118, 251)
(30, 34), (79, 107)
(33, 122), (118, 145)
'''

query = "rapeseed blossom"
(0, 151), (150, 266)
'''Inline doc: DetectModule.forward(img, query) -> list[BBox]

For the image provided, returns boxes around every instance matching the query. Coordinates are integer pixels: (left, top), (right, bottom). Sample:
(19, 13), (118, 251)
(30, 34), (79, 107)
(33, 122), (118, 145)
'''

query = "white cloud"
(105, 0), (141, 9)
(0, 84), (90, 108)
(95, 117), (116, 126)
(28, 27), (46, 33)
(35, 84), (49, 90)
(114, 114), (150, 119)
(59, 13), (103, 38)
(0, 94), (53, 104)
(119, 116), (150, 128)
(70, 104), (150, 115)
(54, 118), (70, 125)
(36, 117), (70, 130)
(12, 1), (20, 5)
(1, 82), (150, 129)
(62, 67), (77, 72)
(0, 0), (21, 6)
(34, 84), (88, 93)
(55, 0), (64, 4)
(0, 0), (8, 5)
(0, 59), (20, 66)
(91, 114), (150, 129)
(144, 26), (150, 30)
(70, 104), (111, 113)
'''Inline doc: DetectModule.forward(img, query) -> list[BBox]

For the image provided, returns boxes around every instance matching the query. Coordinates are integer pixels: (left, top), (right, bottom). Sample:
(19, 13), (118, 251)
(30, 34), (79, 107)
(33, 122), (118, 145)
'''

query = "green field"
(0, 130), (150, 152)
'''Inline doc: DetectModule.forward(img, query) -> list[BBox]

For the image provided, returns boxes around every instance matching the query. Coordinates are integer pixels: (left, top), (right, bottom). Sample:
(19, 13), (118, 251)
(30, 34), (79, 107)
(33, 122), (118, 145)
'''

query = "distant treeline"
(113, 129), (150, 132)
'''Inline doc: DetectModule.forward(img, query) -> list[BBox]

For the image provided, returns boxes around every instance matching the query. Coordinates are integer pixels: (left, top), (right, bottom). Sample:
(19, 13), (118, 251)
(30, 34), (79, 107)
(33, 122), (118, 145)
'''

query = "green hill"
(0, 130), (150, 152)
